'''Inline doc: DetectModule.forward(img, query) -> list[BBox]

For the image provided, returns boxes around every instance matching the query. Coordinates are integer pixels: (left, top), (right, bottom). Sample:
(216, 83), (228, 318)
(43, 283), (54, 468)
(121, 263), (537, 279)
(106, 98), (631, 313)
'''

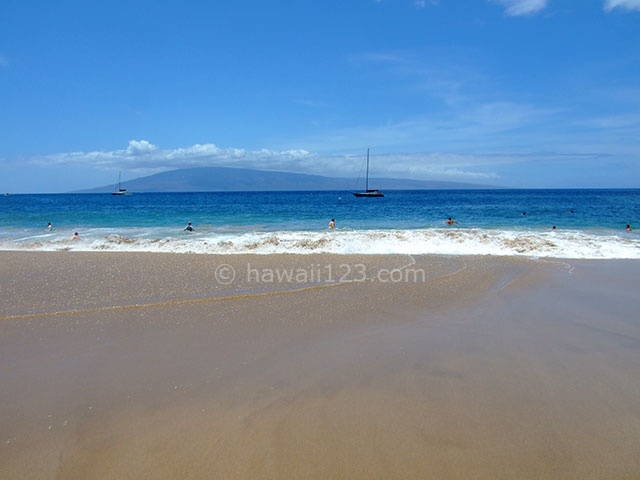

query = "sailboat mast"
(118, 171), (121, 191)
(365, 148), (369, 191)
(352, 147), (383, 197)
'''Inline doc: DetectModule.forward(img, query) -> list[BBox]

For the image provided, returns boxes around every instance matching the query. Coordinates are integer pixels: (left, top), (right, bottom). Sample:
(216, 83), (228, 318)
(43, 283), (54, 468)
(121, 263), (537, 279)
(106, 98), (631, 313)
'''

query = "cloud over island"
(26, 139), (618, 184)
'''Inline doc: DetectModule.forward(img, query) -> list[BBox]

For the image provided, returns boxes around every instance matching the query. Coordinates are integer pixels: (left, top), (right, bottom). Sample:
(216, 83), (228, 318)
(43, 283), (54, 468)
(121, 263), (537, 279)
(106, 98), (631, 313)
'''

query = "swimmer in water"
(328, 219), (335, 229)
(69, 232), (79, 240)
(47, 222), (52, 232)
(184, 222), (195, 232)
(627, 224), (632, 232)
(446, 217), (460, 225)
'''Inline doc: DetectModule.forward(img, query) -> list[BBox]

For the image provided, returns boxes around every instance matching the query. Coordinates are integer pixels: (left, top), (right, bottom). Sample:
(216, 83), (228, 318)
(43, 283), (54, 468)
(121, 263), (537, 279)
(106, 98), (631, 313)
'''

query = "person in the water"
(446, 217), (460, 225)
(328, 219), (335, 229)
(47, 222), (52, 232)
(627, 224), (633, 232)
(184, 222), (195, 232)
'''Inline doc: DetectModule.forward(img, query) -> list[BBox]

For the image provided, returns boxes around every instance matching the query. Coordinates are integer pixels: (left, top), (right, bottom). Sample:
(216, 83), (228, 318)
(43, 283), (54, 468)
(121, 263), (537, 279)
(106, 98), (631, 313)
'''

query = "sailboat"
(112, 171), (132, 195)
(353, 148), (384, 197)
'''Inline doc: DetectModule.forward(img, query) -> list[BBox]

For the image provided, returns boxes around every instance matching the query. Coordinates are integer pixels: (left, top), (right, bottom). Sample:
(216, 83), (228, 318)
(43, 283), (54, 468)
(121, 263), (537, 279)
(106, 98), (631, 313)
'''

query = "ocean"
(0, 190), (638, 258)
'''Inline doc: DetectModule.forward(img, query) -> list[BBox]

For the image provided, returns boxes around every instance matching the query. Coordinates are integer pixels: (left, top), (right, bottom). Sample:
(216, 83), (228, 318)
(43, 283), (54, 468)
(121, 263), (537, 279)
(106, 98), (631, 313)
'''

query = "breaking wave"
(1, 228), (639, 259)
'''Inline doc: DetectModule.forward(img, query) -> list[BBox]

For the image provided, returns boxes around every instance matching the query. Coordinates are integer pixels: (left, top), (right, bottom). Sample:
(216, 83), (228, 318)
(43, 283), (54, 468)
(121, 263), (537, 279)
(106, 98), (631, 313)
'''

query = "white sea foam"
(0, 228), (638, 259)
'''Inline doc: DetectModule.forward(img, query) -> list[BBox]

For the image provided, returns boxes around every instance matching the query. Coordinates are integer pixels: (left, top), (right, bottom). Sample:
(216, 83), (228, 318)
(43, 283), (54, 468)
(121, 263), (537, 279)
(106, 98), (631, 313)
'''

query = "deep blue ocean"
(1, 190), (638, 258)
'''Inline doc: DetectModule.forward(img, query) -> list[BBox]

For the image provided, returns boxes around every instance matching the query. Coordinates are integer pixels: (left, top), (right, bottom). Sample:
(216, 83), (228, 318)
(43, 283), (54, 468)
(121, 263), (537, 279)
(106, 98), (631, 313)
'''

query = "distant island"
(76, 167), (500, 193)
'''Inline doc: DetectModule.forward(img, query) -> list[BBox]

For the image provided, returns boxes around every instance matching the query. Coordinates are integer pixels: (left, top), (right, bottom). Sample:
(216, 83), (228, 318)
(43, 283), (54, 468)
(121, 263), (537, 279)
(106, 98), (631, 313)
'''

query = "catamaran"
(353, 148), (384, 197)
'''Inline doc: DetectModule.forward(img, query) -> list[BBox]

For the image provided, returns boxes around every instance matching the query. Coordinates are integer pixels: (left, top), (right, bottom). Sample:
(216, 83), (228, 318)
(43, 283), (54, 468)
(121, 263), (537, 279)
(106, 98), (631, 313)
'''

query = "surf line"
(0, 259), (424, 322)
(0, 282), (351, 322)
(0, 255), (467, 322)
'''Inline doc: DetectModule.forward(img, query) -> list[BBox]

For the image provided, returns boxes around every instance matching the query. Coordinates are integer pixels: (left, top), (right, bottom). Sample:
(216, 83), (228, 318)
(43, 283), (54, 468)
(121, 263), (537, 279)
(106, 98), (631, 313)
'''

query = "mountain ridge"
(76, 166), (500, 193)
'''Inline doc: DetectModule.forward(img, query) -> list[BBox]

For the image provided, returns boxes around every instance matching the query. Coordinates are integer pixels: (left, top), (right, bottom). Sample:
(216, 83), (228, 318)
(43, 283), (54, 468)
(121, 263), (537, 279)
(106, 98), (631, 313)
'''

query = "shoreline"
(1, 252), (639, 478)
(1, 226), (638, 259)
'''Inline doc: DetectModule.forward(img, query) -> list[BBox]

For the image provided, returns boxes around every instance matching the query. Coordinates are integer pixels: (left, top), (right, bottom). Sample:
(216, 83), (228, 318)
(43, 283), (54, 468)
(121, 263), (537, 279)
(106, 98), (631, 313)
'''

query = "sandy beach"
(1, 251), (639, 479)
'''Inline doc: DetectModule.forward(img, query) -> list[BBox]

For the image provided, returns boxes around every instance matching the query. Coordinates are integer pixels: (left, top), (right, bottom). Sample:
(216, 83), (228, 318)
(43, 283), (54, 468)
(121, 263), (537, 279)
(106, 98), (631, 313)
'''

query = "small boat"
(353, 148), (384, 197)
(112, 171), (132, 196)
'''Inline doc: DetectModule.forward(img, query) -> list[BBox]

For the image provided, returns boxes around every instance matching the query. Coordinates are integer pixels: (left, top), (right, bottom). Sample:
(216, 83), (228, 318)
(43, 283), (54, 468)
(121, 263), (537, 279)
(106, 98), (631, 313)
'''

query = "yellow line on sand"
(0, 281), (345, 322)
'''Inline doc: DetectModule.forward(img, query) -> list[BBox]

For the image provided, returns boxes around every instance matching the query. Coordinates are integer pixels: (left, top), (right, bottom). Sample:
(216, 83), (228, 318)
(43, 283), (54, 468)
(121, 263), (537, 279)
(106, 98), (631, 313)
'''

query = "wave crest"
(1, 228), (638, 259)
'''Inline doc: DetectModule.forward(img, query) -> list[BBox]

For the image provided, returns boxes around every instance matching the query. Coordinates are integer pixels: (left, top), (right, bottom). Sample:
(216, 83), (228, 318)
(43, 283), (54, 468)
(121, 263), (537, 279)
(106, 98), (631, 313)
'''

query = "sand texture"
(1, 252), (640, 479)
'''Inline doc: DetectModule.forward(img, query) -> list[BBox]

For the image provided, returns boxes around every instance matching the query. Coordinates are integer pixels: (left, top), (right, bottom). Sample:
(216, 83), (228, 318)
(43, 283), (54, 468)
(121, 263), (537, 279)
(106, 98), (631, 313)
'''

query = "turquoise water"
(1, 190), (638, 258)
(1, 189), (638, 231)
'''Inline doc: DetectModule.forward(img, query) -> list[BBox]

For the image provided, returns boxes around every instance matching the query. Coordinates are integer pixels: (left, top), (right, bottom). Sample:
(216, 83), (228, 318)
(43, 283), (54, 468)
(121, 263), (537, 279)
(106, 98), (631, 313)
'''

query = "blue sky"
(1, 0), (639, 192)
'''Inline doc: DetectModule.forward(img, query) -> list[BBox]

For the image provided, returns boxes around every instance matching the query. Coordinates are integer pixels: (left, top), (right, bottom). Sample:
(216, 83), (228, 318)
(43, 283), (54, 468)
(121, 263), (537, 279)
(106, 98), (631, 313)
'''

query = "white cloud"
(34, 140), (316, 176)
(125, 139), (158, 154)
(604, 0), (640, 11)
(493, 0), (548, 16)
(413, 0), (426, 8)
(24, 139), (617, 185)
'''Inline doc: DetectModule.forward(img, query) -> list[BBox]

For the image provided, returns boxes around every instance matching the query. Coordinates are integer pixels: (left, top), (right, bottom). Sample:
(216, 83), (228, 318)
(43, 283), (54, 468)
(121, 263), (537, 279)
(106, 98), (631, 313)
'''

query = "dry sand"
(1, 252), (639, 479)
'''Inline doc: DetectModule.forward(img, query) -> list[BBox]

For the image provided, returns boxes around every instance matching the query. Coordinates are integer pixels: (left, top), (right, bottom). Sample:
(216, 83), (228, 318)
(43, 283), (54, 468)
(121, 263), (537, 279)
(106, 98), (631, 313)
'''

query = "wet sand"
(1, 252), (639, 479)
